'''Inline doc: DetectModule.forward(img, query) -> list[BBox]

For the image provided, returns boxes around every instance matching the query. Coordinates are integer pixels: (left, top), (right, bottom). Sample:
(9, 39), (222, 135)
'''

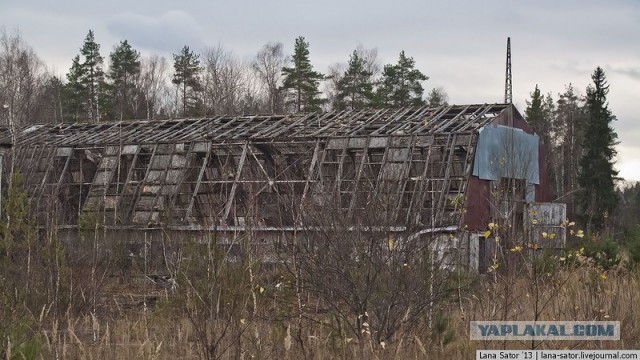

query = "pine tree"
(334, 50), (375, 111)
(172, 45), (202, 117)
(109, 40), (141, 120)
(64, 55), (86, 122)
(281, 36), (325, 113)
(525, 86), (560, 199)
(63, 30), (106, 122)
(525, 85), (545, 130)
(426, 87), (449, 108)
(80, 30), (105, 122)
(577, 67), (619, 231)
(375, 51), (428, 107)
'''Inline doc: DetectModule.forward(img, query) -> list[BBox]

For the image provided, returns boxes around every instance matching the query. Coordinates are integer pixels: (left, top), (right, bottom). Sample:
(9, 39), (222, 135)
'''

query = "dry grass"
(23, 267), (637, 360)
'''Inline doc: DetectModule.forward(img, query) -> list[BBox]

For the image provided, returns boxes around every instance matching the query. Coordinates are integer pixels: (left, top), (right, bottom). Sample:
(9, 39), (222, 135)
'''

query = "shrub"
(582, 236), (620, 270)
(625, 225), (640, 270)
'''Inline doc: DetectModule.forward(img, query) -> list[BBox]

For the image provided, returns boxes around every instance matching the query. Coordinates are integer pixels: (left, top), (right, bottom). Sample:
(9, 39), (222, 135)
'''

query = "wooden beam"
(222, 143), (248, 223)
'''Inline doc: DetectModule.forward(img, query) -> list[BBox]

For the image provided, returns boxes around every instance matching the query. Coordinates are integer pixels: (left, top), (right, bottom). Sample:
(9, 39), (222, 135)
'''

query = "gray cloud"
(106, 10), (205, 54)
(2, 0), (640, 180)
(607, 66), (640, 81)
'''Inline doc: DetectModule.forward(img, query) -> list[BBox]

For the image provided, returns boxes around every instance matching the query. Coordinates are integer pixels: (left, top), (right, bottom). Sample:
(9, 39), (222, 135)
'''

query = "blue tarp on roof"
(472, 124), (540, 185)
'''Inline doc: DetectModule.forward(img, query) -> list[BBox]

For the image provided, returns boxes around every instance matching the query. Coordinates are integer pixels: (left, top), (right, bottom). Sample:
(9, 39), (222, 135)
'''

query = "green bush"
(626, 225), (640, 269)
(582, 237), (620, 270)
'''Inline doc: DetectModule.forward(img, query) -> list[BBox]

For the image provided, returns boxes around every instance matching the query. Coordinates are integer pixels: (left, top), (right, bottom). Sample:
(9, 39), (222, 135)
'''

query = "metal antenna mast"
(504, 37), (512, 104)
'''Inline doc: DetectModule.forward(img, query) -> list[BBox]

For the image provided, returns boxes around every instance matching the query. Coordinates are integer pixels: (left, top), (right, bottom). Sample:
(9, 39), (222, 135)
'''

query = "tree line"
(523, 68), (639, 236)
(1, 28), (637, 235)
(0, 29), (449, 126)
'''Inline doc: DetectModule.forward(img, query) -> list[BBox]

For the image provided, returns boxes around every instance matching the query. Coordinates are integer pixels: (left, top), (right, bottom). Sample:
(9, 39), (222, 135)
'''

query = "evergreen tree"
(109, 40), (141, 120)
(334, 50), (374, 111)
(63, 30), (106, 122)
(426, 87), (449, 108)
(172, 45), (202, 117)
(79, 30), (105, 122)
(577, 67), (619, 231)
(525, 85), (545, 130)
(64, 55), (86, 122)
(281, 36), (325, 113)
(526, 86), (561, 199)
(375, 51), (428, 107)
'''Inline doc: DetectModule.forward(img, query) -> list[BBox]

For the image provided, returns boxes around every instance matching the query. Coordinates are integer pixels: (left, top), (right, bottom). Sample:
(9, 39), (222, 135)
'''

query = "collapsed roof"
(9, 104), (512, 230)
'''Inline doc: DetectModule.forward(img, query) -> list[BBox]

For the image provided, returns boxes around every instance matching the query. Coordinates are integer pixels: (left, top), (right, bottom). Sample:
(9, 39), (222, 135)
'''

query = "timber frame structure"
(8, 104), (512, 232)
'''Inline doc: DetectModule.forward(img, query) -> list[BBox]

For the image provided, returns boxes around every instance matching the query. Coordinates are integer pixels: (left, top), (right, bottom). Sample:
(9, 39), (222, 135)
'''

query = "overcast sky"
(1, 0), (639, 181)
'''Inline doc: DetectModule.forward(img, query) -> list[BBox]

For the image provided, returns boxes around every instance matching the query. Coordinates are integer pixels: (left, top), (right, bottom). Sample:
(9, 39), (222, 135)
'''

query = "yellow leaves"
(600, 273), (607, 280)
(423, 119), (429, 126)
(484, 223), (499, 239)
(526, 242), (540, 250)
(532, 219), (538, 225)
(487, 259), (500, 273)
(509, 246), (523, 252)
(576, 230), (585, 238)
(568, 221), (575, 227)
(240, 318), (246, 325)
(387, 238), (397, 250)
(540, 232), (556, 240)
(259, 286), (265, 294)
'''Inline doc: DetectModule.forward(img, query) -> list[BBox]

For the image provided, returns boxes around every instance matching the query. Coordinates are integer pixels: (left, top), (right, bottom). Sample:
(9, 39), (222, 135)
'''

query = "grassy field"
(11, 264), (633, 360)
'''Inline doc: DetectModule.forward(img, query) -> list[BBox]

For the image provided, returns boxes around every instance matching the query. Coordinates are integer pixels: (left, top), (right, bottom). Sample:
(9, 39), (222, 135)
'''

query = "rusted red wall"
(463, 176), (491, 231)
(462, 105), (552, 230)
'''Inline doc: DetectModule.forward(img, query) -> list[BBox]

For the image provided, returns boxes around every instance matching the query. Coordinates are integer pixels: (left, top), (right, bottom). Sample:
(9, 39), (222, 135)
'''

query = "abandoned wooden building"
(1, 103), (566, 271)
